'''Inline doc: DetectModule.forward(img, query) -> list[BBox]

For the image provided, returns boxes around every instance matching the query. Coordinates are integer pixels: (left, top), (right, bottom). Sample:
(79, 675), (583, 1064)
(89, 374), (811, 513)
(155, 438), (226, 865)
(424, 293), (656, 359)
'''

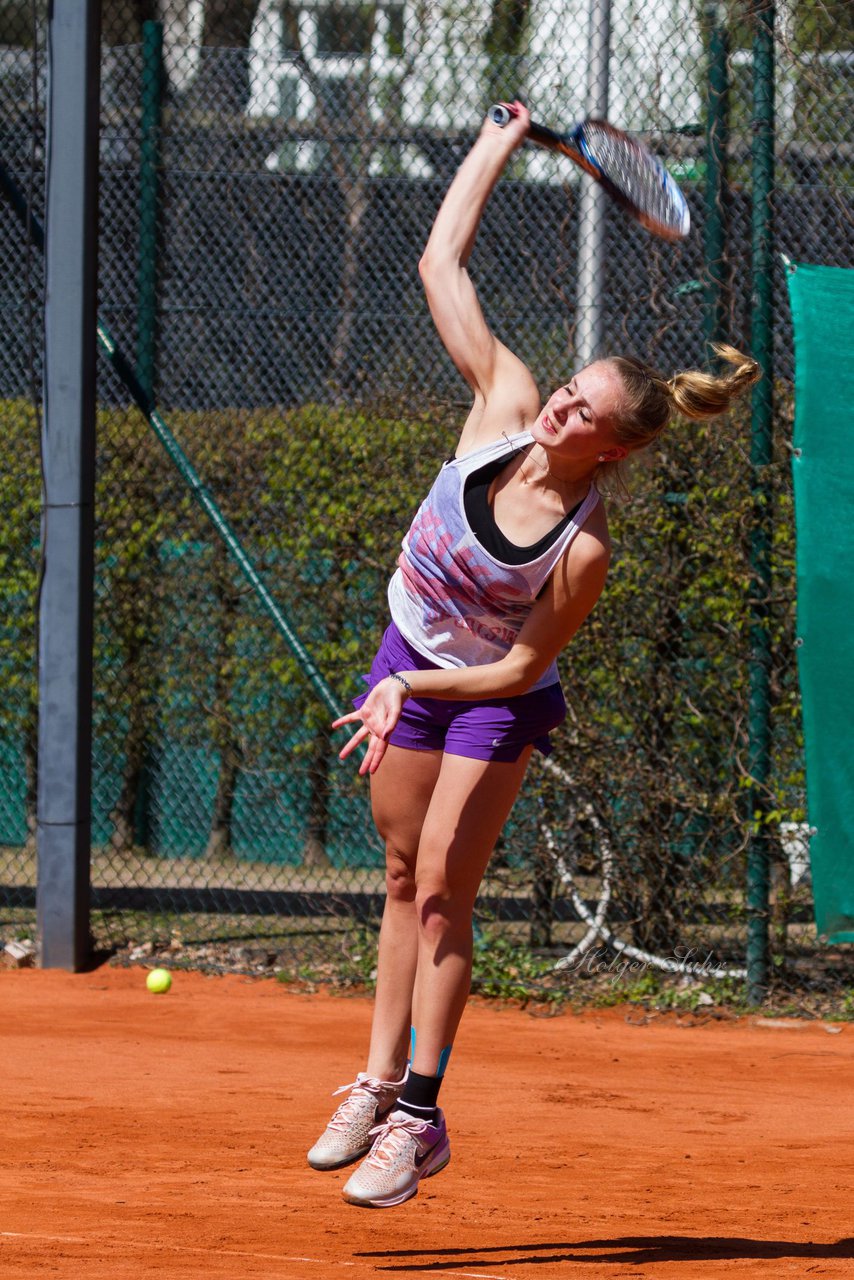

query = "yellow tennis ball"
(146, 968), (172, 995)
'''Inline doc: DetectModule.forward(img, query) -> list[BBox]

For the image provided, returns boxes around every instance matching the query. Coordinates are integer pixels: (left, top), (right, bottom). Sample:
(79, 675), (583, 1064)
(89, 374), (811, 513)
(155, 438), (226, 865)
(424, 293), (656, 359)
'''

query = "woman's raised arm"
(418, 104), (541, 451)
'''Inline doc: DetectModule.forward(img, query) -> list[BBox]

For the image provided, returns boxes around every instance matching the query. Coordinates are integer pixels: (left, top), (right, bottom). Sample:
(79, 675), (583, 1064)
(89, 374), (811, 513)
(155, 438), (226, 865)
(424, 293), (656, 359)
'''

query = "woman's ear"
(597, 445), (628, 463)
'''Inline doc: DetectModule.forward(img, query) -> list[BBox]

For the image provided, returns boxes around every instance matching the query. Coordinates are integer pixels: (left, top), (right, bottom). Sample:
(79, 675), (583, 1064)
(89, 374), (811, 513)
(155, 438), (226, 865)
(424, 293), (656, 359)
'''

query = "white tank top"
(387, 431), (601, 691)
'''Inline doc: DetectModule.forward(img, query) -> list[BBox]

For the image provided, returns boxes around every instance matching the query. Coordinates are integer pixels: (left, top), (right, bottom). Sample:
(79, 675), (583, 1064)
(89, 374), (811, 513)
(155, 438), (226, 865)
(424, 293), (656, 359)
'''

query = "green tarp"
(787, 260), (854, 942)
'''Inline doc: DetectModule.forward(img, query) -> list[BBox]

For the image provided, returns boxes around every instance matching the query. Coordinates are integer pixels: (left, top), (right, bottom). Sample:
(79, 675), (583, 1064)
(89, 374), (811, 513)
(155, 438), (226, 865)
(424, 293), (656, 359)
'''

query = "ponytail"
(668, 344), (761, 421)
(604, 343), (761, 460)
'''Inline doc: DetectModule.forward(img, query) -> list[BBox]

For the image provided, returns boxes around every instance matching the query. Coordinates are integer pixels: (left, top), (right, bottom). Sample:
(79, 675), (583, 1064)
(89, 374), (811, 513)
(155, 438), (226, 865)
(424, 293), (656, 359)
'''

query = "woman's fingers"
(331, 710), (361, 730)
(336, 723), (388, 775)
(335, 717), (394, 769)
(360, 733), (388, 776)
(337, 723), (371, 760)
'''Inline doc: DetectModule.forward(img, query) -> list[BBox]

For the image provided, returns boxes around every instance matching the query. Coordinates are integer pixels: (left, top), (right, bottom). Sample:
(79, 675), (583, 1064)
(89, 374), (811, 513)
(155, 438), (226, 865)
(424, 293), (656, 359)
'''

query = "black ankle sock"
(397, 1070), (442, 1122)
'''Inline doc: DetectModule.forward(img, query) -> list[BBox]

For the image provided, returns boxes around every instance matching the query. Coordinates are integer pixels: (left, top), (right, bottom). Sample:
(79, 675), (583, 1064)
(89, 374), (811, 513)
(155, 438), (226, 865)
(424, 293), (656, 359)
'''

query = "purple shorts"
(353, 622), (566, 763)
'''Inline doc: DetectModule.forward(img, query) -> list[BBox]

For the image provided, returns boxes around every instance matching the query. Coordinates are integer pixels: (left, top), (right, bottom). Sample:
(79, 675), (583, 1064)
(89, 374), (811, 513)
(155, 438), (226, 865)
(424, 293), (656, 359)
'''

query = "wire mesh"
(0, 1), (851, 1014)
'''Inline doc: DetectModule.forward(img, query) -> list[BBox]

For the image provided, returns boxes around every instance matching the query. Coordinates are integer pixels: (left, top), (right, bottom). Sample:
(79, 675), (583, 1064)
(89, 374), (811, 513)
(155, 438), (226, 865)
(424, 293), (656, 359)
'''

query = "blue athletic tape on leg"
(408, 1028), (451, 1078)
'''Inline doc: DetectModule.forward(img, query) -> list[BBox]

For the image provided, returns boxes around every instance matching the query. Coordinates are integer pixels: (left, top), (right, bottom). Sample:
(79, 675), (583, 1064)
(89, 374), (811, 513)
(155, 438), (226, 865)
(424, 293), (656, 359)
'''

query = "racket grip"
(488, 103), (568, 153)
(488, 104), (514, 127)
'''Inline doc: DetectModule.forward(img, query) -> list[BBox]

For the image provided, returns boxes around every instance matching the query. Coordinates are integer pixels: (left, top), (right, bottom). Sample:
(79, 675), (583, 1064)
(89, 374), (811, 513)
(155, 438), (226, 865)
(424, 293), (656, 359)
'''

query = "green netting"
(787, 260), (854, 943)
(0, 740), (27, 843)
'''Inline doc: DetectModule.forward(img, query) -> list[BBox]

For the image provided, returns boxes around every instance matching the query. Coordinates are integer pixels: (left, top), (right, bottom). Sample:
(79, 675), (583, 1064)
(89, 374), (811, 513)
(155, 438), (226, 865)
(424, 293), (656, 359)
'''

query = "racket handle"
(487, 103), (574, 153)
(488, 104), (515, 127)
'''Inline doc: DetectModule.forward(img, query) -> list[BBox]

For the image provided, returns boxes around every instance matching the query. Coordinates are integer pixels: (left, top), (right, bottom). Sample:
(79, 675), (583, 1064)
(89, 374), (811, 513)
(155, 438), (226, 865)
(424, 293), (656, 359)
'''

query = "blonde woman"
(308, 102), (760, 1209)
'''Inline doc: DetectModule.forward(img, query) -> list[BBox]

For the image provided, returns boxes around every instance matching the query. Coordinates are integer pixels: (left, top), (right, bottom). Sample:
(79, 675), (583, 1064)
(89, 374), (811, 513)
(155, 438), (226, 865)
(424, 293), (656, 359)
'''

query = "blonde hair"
(604, 343), (761, 462)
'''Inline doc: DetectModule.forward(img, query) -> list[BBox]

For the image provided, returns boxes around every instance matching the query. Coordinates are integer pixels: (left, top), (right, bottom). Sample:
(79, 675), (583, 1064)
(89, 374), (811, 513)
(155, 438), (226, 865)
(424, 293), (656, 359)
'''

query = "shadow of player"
(356, 1234), (854, 1269)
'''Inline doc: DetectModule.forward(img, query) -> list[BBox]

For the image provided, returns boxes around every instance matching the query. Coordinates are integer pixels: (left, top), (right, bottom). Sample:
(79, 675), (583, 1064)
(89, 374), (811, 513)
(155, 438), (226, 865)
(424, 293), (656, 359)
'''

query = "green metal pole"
(746, 0), (775, 1005)
(136, 20), (163, 407)
(134, 21), (165, 845)
(96, 324), (345, 722)
(704, 2), (729, 353)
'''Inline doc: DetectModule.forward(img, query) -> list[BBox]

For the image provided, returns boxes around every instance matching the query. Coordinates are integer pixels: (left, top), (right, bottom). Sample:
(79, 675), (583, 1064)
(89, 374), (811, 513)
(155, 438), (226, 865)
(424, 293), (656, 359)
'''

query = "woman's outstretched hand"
(331, 677), (410, 776)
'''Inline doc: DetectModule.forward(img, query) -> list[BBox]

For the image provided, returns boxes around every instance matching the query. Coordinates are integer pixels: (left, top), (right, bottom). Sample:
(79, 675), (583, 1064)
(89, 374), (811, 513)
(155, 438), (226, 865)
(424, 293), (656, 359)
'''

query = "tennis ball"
(146, 967), (172, 995)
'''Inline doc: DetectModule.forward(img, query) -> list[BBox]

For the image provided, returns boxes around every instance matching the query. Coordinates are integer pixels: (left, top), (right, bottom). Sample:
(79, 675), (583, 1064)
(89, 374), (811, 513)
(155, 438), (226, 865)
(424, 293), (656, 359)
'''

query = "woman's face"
(532, 361), (627, 465)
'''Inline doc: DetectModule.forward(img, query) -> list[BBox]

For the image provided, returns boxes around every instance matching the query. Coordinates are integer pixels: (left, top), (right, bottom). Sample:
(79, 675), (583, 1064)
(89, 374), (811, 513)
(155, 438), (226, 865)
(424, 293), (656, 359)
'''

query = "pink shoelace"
(325, 1076), (391, 1134)
(364, 1111), (433, 1169)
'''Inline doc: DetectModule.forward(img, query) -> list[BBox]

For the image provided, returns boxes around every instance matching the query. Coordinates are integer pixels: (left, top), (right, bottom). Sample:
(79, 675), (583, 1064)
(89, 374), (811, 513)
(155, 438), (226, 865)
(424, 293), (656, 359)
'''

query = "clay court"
(2, 966), (852, 1280)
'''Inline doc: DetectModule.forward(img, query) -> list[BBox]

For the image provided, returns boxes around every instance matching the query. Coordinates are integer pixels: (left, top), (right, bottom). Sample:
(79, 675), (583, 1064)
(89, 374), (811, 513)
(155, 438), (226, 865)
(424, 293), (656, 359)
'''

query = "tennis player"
(307, 103), (759, 1208)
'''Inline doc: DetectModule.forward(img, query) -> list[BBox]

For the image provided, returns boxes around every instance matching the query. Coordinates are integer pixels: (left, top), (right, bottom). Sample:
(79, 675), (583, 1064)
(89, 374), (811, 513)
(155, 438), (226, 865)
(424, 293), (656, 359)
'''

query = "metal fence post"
(746, 0), (776, 1004)
(36, 0), (101, 970)
(704, 1), (730, 353)
(133, 19), (165, 849)
(575, 0), (611, 365)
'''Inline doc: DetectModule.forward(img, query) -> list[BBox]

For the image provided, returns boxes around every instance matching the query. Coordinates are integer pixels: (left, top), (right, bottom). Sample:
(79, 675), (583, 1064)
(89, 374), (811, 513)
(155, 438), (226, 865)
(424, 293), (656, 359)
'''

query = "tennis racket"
(488, 104), (691, 242)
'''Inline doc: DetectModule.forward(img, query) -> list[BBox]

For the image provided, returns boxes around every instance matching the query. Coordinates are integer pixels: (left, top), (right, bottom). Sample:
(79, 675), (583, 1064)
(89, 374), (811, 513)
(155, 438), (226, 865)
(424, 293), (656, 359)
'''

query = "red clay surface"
(1, 965), (852, 1280)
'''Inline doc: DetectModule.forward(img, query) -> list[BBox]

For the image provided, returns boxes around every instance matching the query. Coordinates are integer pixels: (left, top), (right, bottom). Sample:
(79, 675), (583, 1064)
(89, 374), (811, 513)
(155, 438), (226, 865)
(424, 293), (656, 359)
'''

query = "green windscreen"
(787, 260), (854, 942)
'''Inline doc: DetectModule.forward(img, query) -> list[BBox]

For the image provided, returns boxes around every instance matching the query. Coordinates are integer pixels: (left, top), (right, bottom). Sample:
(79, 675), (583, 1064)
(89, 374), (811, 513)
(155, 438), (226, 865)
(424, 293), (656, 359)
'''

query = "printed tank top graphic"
(387, 431), (601, 691)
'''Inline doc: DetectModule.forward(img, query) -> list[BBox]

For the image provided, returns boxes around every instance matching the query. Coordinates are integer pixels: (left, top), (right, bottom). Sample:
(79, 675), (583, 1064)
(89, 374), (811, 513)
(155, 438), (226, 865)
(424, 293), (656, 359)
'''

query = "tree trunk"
(282, 26), (378, 391)
(206, 741), (242, 862)
(302, 726), (334, 870)
(529, 840), (555, 948)
(205, 543), (242, 862)
(329, 162), (372, 389)
(109, 636), (155, 853)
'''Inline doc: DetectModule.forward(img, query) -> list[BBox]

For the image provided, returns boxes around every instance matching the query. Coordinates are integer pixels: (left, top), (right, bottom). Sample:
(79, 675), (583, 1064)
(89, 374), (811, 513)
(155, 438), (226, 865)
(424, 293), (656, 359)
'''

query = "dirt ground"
(1, 966), (852, 1280)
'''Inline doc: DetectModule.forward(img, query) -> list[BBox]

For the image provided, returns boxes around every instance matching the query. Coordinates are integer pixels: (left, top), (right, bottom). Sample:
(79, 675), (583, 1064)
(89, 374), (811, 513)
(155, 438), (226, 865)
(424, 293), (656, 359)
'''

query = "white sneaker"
(307, 1073), (406, 1171)
(341, 1107), (450, 1208)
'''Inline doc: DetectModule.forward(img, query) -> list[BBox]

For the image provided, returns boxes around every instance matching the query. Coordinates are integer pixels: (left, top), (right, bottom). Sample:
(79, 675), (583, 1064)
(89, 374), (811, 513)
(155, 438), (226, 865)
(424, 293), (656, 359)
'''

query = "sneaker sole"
(307, 1144), (371, 1172)
(341, 1145), (450, 1209)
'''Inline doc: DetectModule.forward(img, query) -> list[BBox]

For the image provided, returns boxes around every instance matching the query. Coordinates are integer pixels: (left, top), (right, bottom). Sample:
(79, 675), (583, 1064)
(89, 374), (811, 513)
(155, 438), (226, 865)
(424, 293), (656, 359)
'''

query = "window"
(277, 3), (405, 61)
(316, 74), (363, 116)
(279, 74), (299, 118)
(281, 3), (301, 54)
(316, 4), (375, 57)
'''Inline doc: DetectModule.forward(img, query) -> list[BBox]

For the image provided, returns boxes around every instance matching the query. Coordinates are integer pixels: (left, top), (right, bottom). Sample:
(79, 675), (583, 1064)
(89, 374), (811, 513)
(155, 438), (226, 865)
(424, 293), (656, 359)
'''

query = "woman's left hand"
(331, 677), (410, 776)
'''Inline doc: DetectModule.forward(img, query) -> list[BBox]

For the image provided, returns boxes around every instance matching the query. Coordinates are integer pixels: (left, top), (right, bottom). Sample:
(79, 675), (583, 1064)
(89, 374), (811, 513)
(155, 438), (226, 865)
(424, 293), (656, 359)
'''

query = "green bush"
(0, 393), (801, 922)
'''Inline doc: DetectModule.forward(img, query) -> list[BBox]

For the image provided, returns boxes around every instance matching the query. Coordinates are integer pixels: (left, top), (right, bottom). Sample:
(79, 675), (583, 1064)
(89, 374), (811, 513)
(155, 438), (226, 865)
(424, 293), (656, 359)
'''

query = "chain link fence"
(1, 1), (851, 1013)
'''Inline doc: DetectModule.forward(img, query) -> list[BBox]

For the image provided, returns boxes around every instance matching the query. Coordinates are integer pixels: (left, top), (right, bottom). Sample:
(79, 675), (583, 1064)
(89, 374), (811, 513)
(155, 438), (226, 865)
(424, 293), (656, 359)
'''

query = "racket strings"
(580, 125), (685, 229)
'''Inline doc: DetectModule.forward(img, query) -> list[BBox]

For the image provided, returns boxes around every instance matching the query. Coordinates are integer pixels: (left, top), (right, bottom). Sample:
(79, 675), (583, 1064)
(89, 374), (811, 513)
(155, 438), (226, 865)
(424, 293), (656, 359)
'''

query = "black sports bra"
(463, 449), (582, 565)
